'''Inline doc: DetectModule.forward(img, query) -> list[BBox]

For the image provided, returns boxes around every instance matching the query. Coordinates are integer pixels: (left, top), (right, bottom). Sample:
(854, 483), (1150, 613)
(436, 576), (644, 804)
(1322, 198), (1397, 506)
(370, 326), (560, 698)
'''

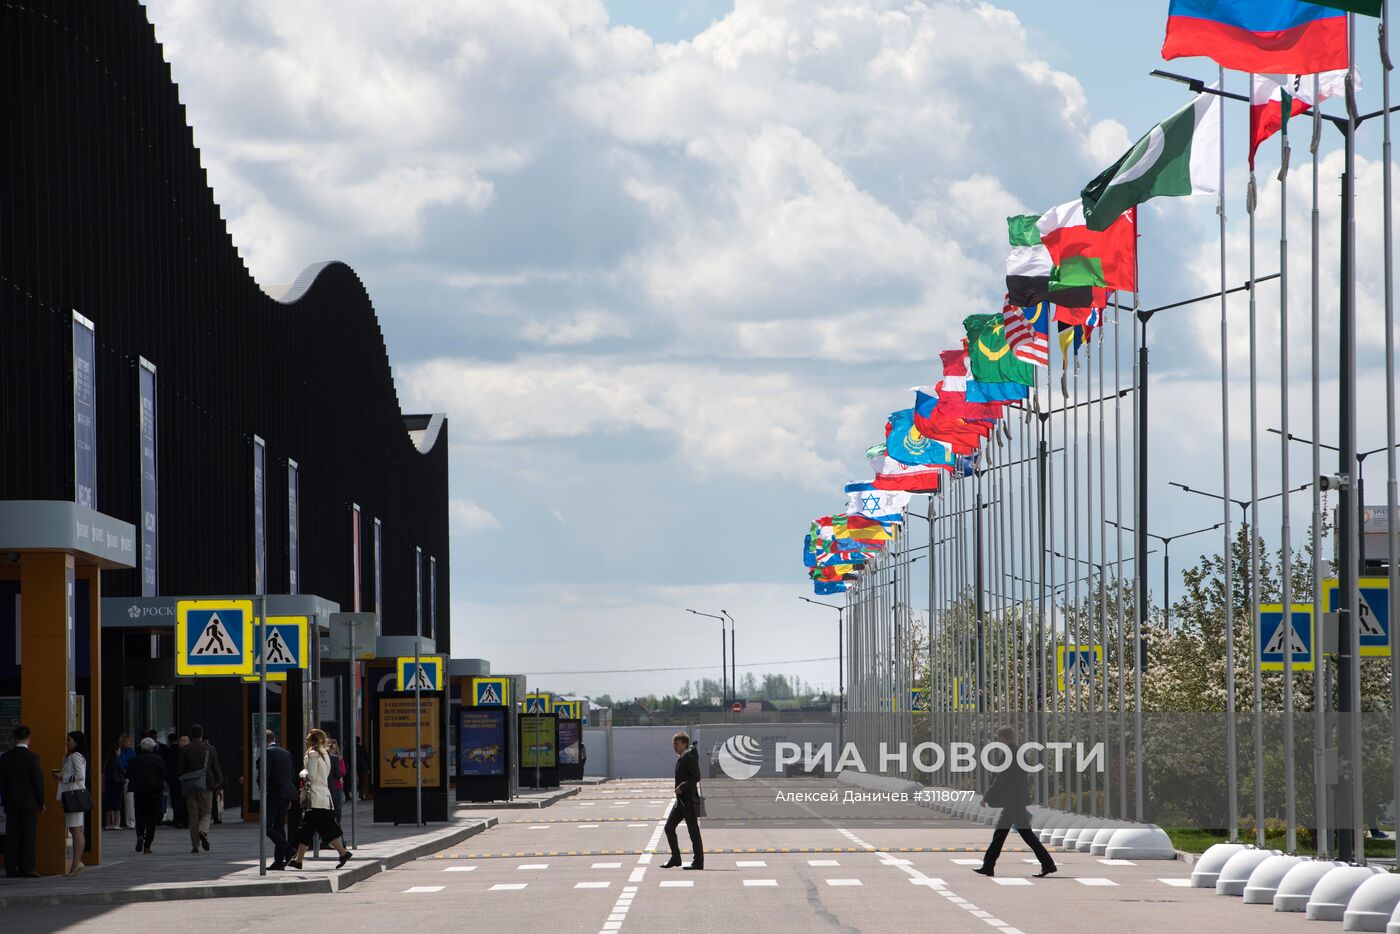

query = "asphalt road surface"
(3, 779), (1333, 934)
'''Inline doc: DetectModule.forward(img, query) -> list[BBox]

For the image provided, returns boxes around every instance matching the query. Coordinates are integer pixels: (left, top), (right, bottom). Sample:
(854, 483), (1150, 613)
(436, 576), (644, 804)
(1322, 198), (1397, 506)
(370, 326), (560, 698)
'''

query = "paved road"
(0, 779), (1329, 934)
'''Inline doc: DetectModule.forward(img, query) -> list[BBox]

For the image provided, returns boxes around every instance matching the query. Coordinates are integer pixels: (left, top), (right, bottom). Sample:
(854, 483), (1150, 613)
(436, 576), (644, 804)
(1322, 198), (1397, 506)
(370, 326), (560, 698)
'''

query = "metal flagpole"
(1310, 70), (1330, 859)
(1219, 65), (1240, 842)
(1047, 357), (1060, 802)
(1248, 106), (1266, 849)
(1073, 355), (1084, 810)
(1381, 0), (1400, 863)
(1098, 322), (1111, 818)
(1132, 309), (1146, 821)
(1118, 295), (1130, 819)
(415, 547), (423, 828)
(258, 592), (268, 875)
(1083, 335), (1097, 817)
(1278, 94), (1298, 854)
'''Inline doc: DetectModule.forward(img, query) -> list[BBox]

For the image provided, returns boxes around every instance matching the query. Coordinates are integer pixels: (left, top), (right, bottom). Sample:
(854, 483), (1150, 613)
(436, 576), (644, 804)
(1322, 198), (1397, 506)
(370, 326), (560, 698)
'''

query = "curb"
(457, 786), (581, 810)
(1175, 849), (1197, 866)
(0, 818), (496, 909)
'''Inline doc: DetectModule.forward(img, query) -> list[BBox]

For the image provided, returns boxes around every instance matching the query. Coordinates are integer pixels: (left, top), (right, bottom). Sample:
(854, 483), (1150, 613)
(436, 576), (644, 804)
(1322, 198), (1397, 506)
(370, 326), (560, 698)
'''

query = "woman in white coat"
(286, 728), (352, 870)
(54, 730), (89, 876)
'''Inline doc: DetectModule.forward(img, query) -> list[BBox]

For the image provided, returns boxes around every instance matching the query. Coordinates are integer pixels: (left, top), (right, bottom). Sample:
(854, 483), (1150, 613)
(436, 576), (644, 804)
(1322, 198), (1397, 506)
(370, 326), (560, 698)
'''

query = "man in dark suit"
(0, 725), (45, 877)
(259, 731), (297, 870)
(974, 727), (1056, 879)
(660, 731), (704, 871)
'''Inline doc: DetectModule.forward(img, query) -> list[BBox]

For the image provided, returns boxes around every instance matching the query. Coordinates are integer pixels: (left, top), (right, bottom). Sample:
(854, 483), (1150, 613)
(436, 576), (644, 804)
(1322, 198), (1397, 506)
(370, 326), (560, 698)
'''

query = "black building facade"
(0, 0), (450, 807)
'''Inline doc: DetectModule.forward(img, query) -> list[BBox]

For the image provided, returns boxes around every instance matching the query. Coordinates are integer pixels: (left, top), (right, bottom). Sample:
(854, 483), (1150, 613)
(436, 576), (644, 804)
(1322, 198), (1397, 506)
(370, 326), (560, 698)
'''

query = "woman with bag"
(286, 729), (352, 870)
(54, 730), (91, 876)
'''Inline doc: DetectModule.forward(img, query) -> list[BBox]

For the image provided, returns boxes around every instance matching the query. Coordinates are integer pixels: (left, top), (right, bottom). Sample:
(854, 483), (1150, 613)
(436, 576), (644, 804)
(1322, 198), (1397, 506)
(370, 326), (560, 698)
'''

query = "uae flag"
(1036, 200), (1136, 292)
(1081, 89), (1222, 231)
(1249, 70), (1349, 167)
(1006, 215), (1103, 309)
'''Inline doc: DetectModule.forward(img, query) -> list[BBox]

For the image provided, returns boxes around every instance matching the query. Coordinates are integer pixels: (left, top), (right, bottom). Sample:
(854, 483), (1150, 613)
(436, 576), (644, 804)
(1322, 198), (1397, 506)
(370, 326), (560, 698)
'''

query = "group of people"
(103, 731), (227, 832)
(0, 723), (355, 877)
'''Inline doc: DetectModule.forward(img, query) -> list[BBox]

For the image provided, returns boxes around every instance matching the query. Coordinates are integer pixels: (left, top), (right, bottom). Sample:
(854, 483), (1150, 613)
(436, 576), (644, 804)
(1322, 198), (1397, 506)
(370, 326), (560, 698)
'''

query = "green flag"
(1080, 90), (1222, 232)
(1308, 1), (1381, 15)
(963, 314), (1035, 387)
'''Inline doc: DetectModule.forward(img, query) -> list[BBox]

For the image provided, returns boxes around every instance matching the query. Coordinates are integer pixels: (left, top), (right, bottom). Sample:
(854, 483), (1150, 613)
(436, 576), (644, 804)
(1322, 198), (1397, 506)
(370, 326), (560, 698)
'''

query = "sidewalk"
(456, 785), (581, 809)
(0, 811), (495, 908)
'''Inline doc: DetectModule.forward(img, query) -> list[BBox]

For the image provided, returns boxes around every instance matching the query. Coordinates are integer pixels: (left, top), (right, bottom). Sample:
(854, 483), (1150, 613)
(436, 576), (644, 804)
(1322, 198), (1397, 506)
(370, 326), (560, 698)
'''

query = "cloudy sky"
(142, 0), (1398, 699)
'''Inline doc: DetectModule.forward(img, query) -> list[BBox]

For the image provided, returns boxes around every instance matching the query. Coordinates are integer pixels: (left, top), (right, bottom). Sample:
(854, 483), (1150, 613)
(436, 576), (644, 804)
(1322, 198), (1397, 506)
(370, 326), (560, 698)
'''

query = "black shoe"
(1034, 864), (1058, 879)
(286, 860), (303, 870)
(973, 866), (994, 877)
(213, 819), (223, 825)
(336, 852), (352, 870)
(199, 832), (210, 852)
(683, 862), (704, 871)
(191, 847), (199, 854)
(20, 872), (40, 879)
(143, 847), (152, 855)
(269, 861), (286, 871)
(660, 857), (682, 869)
(135, 840), (144, 852)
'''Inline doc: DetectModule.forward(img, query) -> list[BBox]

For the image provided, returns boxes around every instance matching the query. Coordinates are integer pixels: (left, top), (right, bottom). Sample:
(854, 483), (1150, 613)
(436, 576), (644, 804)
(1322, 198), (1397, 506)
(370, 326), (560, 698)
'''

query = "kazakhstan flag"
(886, 409), (955, 468)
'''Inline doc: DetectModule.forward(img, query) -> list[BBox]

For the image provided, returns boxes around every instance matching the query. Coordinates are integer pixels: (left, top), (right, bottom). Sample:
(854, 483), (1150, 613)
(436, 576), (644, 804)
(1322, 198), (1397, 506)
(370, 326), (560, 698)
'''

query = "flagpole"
(1247, 83), (1266, 850)
(1063, 347), (1074, 809)
(1084, 332), (1097, 817)
(1219, 63), (1241, 844)
(1117, 297), (1129, 820)
(1043, 361), (1057, 803)
(1098, 320), (1111, 820)
(1380, 0), (1400, 863)
(1278, 90), (1298, 855)
(1131, 306), (1146, 821)
(1310, 69), (1329, 860)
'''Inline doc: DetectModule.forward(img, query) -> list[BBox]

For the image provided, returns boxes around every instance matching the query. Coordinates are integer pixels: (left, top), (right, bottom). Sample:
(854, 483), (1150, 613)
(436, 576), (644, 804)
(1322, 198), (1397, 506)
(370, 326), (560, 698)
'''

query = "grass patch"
(1164, 827), (1396, 858)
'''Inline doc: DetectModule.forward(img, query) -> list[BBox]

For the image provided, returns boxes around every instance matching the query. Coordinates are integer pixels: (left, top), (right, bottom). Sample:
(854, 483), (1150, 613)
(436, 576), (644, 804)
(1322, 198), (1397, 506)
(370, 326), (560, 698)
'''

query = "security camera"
(1319, 473), (1350, 492)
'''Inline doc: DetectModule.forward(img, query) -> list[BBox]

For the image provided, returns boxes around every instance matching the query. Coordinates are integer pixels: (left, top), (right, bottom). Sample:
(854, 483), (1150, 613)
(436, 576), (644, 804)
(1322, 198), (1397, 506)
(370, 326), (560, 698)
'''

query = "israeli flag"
(844, 482), (910, 524)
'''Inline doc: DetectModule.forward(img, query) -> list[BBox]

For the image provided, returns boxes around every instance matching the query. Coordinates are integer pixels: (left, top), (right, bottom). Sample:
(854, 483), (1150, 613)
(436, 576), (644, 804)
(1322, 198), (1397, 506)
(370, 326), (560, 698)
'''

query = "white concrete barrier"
(1088, 826), (1117, 856)
(1215, 847), (1277, 896)
(1275, 860), (1348, 912)
(1342, 873), (1400, 931)
(1241, 854), (1303, 905)
(1306, 866), (1385, 921)
(1103, 825), (1178, 860)
(1190, 843), (1248, 888)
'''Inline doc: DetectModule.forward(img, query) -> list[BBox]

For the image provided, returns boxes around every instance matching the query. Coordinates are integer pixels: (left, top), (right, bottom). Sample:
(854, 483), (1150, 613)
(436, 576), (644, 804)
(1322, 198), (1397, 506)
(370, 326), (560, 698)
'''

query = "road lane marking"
(1076, 878), (1117, 886)
(576, 881), (612, 889)
(1098, 858), (1135, 866)
(993, 878), (1032, 886)
(825, 879), (862, 886)
(403, 886), (444, 893)
(489, 883), (528, 891)
(809, 859), (840, 866)
(443, 866), (477, 872)
(736, 860), (767, 867)
(518, 863), (549, 870)
(951, 858), (983, 865)
(579, 824), (600, 828)
(593, 862), (623, 869)
(1159, 878), (1192, 887)
(659, 880), (693, 887)
(743, 879), (778, 886)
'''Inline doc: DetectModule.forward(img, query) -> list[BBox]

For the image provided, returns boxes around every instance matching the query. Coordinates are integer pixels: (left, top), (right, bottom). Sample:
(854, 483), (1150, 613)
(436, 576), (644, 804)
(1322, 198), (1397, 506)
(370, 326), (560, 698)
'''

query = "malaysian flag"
(1002, 297), (1049, 368)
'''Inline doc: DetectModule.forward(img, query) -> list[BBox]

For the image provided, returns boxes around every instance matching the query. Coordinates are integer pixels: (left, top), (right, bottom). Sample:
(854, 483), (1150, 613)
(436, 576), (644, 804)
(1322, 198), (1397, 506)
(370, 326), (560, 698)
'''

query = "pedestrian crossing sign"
(396, 655), (446, 691)
(1322, 577), (1392, 657)
(474, 676), (510, 707)
(1258, 605), (1315, 672)
(177, 600), (254, 676)
(952, 677), (975, 711)
(551, 699), (580, 719)
(1056, 644), (1102, 691)
(241, 617), (309, 683)
(524, 693), (550, 714)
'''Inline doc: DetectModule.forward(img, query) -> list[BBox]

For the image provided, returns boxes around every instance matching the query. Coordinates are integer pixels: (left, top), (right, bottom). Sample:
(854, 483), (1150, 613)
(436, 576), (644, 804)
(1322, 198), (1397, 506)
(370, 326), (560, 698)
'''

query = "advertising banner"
(288, 460), (299, 595)
(253, 436), (266, 595)
(351, 505), (362, 613)
(72, 311), (97, 509)
(458, 708), (506, 777)
(520, 714), (557, 768)
(558, 718), (581, 766)
(373, 518), (382, 635)
(138, 359), (158, 596)
(378, 695), (442, 789)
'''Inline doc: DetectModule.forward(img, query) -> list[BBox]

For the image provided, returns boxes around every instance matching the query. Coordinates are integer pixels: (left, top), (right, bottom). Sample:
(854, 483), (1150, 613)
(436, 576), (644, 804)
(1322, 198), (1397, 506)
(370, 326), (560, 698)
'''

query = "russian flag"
(1163, 1), (1349, 75)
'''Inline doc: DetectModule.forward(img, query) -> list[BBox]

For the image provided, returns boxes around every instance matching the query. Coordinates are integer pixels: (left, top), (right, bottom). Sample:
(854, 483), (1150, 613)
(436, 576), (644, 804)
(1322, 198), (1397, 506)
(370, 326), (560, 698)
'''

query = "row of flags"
(800, 0), (1379, 596)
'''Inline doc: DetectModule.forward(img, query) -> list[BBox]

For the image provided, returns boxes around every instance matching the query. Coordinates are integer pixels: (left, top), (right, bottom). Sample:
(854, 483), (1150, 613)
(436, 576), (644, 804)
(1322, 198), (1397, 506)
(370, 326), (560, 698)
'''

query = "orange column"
(19, 552), (76, 877)
(77, 565), (102, 865)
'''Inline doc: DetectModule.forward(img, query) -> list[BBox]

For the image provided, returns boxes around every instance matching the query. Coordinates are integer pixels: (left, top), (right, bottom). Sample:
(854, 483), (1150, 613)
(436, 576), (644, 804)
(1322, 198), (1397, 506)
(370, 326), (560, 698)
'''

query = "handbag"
(61, 788), (93, 813)
(299, 779), (312, 809)
(179, 750), (210, 796)
(691, 789), (707, 819)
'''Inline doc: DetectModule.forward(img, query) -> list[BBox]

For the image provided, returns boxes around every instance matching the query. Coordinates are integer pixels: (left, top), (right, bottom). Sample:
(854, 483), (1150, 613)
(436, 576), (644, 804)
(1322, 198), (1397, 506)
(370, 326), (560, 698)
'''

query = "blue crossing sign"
(177, 600), (254, 676)
(474, 676), (510, 707)
(1258, 604), (1315, 672)
(524, 693), (550, 714)
(952, 677), (975, 711)
(396, 655), (446, 691)
(1056, 644), (1102, 691)
(241, 617), (309, 683)
(1323, 577), (1392, 658)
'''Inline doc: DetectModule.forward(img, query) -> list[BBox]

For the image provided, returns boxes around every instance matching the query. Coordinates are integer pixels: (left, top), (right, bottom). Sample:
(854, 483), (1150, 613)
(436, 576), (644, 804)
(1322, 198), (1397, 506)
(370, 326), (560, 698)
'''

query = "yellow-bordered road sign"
(397, 655), (447, 691)
(241, 617), (310, 683)
(1056, 644), (1103, 691)
(1322, 577), (1391, 657)
(177, 600), (254, 676)
(1258, 604), (1315, 672)
(473, 676), (510, 706)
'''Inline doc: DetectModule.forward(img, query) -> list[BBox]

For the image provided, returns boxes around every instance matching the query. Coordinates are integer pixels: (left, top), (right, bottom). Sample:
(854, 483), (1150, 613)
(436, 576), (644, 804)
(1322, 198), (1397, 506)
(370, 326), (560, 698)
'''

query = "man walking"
(0, 725), (45, 877)
(660, 731), (704, 871)
(260, 730), (297, 870)
(176, 724), (223, 854)
(127, 737), (167, 854)
(162, 734), (186, 827)
(974, 727), (1056, 879)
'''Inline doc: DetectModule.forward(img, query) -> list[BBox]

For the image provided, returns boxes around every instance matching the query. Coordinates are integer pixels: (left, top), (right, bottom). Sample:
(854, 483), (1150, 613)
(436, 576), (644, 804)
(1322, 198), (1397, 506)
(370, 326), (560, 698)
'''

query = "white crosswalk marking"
(579, 823), (600, 828)
(576, 881), (612, 889)
(992, 878), (1032, 886)
(403, 886), (444, 893)
(1076, 878), (1118, 886)
(518, 864), (549, 870)
(1159, 878), (1192, 887)
(809, 859), (840, 866)
(490, 883), (528, 891)
(1099, 858), (1136, 866)
(736, 860), (767, 867)
(442, 866), (477, 872)
(528, 825), (549, 830)
(744, 879), (778, 887)
(659, 880), (693, 887)
(825, 879), (862, 886)
(951, 858), (983, 865)
(593, 862), (623, 869)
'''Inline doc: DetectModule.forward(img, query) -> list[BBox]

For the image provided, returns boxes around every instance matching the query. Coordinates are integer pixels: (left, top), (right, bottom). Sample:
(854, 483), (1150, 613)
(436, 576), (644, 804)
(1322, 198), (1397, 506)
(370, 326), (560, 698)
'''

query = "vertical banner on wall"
(253, 436), (267, 595)
(415, 547), (423, 638)
(287, 459), (299, 595)
(72, 311), (97, 509)
(351, 504), (362, 613)
(138, 358), (158, 596)
(429, 556), (437, 642)
(373, 518), (383, 636)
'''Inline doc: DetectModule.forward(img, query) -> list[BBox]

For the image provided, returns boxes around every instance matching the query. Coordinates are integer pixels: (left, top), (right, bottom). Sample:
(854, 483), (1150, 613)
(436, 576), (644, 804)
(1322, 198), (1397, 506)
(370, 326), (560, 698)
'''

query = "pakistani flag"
(964, 314), (1036, 387)
(1081, 89), (1222, 232)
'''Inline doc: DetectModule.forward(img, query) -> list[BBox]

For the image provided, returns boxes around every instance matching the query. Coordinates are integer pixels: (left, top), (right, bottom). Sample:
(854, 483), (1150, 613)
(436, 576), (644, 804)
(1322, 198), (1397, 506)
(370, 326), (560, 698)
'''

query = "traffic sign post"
(176, 599), (254, 676)
(731, 701), (742, 715)
(1323, 577), (1392, 657)
(330, 611), (377, 848)
(474, 677), (510, 707)
(240, 617), (308, 683)
(1056, 644), (1102, 692)
(1259, 605), (1316, 672)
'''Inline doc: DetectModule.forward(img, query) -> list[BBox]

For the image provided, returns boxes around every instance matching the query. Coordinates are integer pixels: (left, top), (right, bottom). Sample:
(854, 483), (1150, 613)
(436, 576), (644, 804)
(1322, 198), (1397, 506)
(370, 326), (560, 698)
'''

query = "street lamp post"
(722, 610), (737, 715)
(799, 596), (846, 750)
(686, 609), (727, 718)
(1106, 521), (1222, 630)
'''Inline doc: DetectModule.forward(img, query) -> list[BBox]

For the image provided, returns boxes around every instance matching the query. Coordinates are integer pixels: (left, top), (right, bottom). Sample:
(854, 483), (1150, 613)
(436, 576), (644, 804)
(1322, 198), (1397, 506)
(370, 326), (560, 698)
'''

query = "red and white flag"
(1249, 70), (1350, 168)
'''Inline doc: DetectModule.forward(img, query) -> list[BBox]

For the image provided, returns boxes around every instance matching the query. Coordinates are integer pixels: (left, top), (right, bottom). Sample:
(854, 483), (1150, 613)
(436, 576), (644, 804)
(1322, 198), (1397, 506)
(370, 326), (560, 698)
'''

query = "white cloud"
(449, 498), (502, 532)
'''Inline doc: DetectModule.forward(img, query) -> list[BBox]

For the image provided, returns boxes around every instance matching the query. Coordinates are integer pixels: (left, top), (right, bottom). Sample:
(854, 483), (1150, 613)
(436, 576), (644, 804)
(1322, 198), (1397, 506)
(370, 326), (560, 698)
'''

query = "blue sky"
(143, 0), (1396, 699)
